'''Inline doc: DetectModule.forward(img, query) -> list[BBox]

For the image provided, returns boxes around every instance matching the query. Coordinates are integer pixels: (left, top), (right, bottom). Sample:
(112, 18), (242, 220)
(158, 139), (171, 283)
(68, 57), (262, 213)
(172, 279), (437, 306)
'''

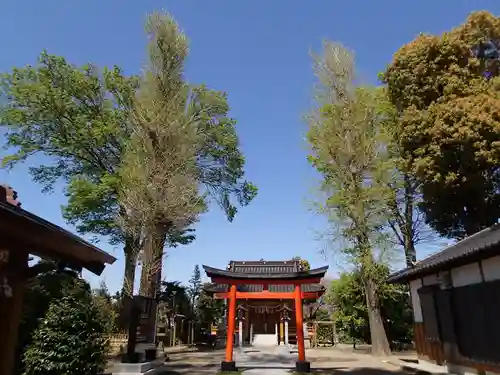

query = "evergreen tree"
(188, 265), (202, 320)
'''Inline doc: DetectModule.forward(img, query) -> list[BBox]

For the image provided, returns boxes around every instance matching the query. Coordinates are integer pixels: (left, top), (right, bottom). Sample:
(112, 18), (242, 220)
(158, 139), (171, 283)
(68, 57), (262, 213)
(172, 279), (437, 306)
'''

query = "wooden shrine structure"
(203, 260), (328, 373)
(0, 185), (116, 375)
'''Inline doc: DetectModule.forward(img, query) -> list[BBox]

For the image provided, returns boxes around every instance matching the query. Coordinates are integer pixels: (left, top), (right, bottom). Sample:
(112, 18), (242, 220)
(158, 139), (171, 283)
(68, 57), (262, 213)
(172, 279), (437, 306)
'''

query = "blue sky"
(0, 0), (497, 292)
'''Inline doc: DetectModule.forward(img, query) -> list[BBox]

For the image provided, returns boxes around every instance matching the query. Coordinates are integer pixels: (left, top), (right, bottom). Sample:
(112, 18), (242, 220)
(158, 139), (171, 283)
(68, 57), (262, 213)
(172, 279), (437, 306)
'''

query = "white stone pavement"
(234, 346), (297, 374)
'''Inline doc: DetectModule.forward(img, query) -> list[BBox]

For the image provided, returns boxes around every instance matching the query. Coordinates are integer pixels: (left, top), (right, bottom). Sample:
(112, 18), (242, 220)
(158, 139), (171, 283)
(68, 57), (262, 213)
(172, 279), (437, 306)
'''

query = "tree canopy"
(383, 11), (500, 238)
(0, 11), (257, 297)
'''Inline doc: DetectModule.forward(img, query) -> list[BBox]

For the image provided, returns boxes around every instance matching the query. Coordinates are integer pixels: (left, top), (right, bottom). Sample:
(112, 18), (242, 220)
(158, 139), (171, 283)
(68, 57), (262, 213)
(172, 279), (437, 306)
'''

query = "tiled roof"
(230, 260), (300, 274)
(388, 224), (500, 283)
(203, 260), (326, 298)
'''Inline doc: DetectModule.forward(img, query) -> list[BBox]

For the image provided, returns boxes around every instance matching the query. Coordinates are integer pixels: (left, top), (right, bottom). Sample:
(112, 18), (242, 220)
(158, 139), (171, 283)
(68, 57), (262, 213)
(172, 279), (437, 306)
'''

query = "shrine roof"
(388, 223), (500, 283)
(229, 260), (300, 274)
(0, 200), (116, 275)
(203, 263), (328, 281)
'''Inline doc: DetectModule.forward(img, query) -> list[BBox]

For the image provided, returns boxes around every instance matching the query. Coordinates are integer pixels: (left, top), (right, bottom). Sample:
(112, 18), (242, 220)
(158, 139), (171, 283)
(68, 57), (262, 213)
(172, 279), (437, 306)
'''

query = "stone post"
(238, 320), (243, 348)
(236, 304), (247, 348)
(285, 321), (289, 346)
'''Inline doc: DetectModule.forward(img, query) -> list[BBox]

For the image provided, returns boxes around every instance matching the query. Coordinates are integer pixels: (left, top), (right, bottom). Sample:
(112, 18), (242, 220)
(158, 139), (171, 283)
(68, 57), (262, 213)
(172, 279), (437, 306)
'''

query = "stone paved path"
(111, 346), (415, 375)
(235, 346), (295, 374)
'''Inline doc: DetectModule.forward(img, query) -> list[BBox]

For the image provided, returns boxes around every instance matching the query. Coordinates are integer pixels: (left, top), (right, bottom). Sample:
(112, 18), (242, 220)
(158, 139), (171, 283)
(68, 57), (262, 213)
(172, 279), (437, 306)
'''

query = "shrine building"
(203, 259), (328, 373)
(0, 185), (116, 375)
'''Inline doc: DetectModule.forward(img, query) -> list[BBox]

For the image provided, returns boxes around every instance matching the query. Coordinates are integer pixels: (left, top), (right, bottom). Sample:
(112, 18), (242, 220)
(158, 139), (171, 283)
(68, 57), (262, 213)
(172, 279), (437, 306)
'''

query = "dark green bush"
(22, 291), (109, 375)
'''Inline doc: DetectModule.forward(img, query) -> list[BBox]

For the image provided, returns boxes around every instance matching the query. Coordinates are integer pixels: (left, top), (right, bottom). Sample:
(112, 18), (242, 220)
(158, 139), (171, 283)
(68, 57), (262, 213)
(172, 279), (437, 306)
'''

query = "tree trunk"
(403, 174), (417, 267)
(139, 224), (168, 298)
(122, 237), (139, 297)
(357, 228), (392, 357)
(363, 276), (391, 356)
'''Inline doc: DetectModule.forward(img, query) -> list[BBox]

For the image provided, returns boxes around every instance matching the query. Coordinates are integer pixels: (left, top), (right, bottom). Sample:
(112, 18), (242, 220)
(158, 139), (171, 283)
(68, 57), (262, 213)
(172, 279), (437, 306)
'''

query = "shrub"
(22, 292), (109, 375)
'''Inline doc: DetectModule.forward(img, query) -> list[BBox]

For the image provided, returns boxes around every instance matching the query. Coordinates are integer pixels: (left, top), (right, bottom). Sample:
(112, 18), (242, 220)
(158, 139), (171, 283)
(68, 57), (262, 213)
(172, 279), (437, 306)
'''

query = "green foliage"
(0, 52), (137, 243)
(306, 41), (392, 355)
(0, 13), (257, 297)
(92, 281), (119, 334)
(15, 262), (82, 375)
(330, 267), (413, 347)
(22, 293), (108, 375)
(188, 265), (202, 304)
(197, 282), (224, 326)
(0, 46), (256, 231)
(331, 273), (370, 344)
(15, 262), (109, 375)
(157, 281), (192, 318)
(382, 11), (500, 238)
(0, 14), (257, 299)
(292, 256), (311, 271)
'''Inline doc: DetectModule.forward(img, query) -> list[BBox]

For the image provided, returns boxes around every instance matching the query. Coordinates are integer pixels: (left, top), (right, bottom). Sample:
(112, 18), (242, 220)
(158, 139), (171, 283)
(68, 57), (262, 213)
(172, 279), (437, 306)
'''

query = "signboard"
(123, 295), (158, 361)
(134, 296), (158, 344)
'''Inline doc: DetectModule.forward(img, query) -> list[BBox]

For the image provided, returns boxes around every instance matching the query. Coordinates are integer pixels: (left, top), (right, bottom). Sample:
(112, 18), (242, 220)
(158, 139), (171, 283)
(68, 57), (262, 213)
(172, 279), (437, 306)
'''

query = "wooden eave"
(0, 201), (116, 275)
(388, 224), (500, 284)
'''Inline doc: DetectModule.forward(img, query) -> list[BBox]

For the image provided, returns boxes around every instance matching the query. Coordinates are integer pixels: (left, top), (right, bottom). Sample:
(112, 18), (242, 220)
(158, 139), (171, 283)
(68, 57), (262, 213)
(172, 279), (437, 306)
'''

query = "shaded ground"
(106, 346), (416, 375)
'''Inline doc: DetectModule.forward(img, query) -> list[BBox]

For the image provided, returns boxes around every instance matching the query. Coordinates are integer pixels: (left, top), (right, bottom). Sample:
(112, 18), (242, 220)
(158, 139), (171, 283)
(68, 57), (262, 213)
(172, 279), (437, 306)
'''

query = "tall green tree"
(122, 12), (257, 297)
(306, 41), (392, 356)
(187, 265), (202, 308)
(92, 281), (118, 334)
(0, 54), (143, 295)
(0, 13), (256, 296)
(382, 11), (500, 239)
(375, 89), (436, 267)
(197, 283), (224, 327)
(157, 281), (192, 317)
(121, 13), (204, 297)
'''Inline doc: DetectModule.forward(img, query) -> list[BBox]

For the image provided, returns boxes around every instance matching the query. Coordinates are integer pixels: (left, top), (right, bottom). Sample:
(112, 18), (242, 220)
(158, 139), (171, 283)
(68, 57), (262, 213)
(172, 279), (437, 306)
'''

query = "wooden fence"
(105, 334), (128, 356)
(308, 321), (336, 348)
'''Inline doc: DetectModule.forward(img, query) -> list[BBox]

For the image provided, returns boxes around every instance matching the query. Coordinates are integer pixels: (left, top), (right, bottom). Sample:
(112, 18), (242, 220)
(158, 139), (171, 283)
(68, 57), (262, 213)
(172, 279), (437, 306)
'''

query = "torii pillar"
(221, 284), (237, 372)
(294, 284), (310, 373)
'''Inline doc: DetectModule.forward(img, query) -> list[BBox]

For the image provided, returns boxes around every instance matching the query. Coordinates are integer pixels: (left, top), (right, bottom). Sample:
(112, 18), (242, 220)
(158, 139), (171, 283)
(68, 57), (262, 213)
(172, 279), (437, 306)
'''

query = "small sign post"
(123, 295), (158, 363)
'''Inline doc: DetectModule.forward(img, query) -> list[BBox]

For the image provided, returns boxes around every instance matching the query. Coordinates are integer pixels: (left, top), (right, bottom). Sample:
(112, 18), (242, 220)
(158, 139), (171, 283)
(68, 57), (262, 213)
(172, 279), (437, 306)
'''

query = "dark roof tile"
(229, 260), (299, 274)
(388, 224), (500, 283)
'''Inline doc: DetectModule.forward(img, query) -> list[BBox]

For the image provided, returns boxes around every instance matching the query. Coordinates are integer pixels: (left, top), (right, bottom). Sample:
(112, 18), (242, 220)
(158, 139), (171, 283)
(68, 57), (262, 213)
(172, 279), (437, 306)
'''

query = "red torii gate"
(203, 264), (329, 373)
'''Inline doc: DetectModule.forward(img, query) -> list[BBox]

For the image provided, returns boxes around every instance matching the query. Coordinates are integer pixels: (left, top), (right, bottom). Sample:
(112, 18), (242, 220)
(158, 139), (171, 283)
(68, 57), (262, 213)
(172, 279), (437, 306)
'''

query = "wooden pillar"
(0, 249), (28, 375)
(275, 323), (278, 344)
(222, 284), (237, 371)
(294, 284), (310, 372)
